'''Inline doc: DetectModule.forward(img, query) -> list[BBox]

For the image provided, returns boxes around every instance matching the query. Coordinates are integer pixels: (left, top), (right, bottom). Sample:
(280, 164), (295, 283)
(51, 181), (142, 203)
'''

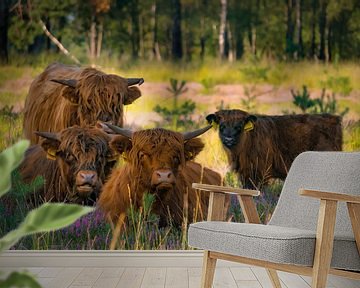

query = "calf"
(207, 109), (342, 189)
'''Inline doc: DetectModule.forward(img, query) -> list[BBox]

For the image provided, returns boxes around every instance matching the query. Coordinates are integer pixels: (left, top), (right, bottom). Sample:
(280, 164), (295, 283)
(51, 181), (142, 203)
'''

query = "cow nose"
(151, 169), (175, 186)
(76, 170), (98, 186)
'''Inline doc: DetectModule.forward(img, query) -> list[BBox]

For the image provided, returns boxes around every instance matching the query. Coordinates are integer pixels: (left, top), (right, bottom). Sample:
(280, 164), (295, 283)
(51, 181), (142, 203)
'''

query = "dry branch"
(39, 19), (81, 65)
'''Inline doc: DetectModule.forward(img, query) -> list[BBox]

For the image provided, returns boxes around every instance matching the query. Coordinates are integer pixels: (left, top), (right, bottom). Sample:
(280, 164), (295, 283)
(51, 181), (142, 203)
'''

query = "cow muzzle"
(75, 170), (99, 198)
(151, 169), (176, 192)
(221, 135), (238, 148)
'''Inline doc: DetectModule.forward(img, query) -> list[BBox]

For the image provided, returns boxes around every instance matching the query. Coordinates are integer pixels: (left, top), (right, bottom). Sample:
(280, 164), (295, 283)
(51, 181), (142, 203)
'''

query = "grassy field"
(0, 58), (359, 250)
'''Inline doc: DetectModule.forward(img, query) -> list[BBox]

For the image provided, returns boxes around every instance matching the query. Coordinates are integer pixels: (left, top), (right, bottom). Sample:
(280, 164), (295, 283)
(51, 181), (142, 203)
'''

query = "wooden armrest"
(192, 183), (260, 197)
(299, 189), (360, 204)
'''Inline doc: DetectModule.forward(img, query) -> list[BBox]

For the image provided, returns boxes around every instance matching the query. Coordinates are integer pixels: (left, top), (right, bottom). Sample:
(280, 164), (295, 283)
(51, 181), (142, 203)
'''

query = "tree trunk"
(318, 0), (327, 61)
(171, 0), (182, 60)
(130, 0), (140, 59)
(326, 22), (331, 62)
(45, 17), (51, 51)
(96, 20), (103, 58)
(0, 0), (9, 64)
(89, 18), (97, 61)
(151, 2), (161, 61)
(295, 0), (303, 59)
(200, 2), (206, 61)
(227, 21), (234, 62)
(285, 0), (294, 59)
(219, 0), (227, 60)
(310, 0), (317, 59)
(139, 14), (144, 58)
(251, 26), (257, 55)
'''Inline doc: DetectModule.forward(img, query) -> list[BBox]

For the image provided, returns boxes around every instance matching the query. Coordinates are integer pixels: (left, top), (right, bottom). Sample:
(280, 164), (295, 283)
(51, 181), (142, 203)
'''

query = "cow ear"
(184, 138), (205, 161)
(35, 132), (61, 161)
(244, 115), (257, 132)
(110, 135), (132, 155)
(124, 87), (141, 105)
(61, 87), (79, 104)
(206, 113), (219, 125)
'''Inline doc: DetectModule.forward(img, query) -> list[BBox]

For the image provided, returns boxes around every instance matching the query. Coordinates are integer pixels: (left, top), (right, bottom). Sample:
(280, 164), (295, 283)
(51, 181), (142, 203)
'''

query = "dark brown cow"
(24, 62), (143, 144)
(19, 125), (117, 205)
(99, 124), (222, 227)
(207, 109), (342, 189)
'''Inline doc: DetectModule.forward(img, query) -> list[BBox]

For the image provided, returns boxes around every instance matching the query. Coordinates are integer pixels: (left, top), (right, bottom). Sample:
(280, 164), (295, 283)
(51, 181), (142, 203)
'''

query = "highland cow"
(23, 62), (143, 144)
(207, 109), (342, 189)
(19, 125), (118, 205)
(99, 124), (223, 227)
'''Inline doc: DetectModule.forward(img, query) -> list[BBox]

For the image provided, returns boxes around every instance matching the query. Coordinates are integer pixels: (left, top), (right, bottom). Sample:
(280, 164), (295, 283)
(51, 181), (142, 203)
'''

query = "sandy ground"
(1, 74), (359, 126)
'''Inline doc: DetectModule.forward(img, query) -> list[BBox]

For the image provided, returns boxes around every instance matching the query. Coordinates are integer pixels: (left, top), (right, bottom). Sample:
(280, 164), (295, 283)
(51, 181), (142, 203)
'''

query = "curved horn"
(127, 78), (144, 86)
(182, 125), (213, 141)
(34, 131), (60, 141)
(104, 123), (133, 139)
(51, 79), (77, 88)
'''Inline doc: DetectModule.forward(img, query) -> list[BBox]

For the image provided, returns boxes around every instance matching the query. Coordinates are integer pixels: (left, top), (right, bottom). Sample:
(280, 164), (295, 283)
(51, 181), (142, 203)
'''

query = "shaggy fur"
(99, 128), (222, 226)
(20, 126), (117, 204)
(24, 63), (142, 144)
(207, 109), (342, 189)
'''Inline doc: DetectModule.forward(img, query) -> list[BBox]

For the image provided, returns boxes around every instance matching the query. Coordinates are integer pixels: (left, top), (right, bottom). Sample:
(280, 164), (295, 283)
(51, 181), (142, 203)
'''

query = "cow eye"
(66, 154), (75, 163)
(219, 124), (225, 132)
(173, 156), (180, 165)
(139, 151), (147, 160)
(234, 124), (242, 131)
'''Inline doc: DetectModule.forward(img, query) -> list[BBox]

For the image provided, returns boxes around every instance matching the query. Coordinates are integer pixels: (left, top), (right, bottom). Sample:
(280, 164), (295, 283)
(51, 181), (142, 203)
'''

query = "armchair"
(188, 151), (360, 288)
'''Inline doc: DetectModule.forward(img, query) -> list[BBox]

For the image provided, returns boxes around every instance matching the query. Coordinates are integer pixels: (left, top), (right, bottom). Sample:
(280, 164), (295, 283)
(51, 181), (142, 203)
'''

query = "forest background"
(0, 0), (359, 250)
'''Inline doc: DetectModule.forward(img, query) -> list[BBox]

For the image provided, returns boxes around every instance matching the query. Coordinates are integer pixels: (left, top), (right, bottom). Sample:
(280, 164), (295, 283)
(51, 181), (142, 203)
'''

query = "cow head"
(35, 126), (117, 204)
(51, 68), (144, 126)
(206, 109), (257, 149)
(105, 124), (211, 200)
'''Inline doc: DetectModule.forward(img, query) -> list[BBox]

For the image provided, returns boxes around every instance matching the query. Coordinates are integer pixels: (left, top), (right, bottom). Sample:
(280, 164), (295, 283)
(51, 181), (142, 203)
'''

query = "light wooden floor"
(2, 266), (360, 288)
(1, 251), (359, 288)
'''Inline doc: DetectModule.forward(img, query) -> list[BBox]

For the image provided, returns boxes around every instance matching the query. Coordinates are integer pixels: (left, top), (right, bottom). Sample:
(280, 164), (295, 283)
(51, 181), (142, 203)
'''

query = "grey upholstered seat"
(188, 151), (360, 271)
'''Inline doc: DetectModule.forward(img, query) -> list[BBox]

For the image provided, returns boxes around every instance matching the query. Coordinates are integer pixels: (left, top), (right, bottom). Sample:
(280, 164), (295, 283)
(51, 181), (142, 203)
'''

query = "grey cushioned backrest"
(269, 151), (360, 238)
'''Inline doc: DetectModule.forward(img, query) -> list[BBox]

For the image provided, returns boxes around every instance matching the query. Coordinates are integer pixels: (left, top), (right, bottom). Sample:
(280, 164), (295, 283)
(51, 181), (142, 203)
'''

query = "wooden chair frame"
(192, 183), (360, 288)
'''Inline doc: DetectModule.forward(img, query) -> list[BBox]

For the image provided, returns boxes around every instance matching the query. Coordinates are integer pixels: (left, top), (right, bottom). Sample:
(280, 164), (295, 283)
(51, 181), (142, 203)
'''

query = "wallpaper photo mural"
(0, 0), (359, 252)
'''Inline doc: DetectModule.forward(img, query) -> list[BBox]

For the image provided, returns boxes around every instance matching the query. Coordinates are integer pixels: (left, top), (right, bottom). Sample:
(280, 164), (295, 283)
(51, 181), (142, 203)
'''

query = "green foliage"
(0, 271), (41, 288)
(291, 85), (349, 116)
(167, 78), (188, 97)
(240, 57), (269, 83)
(291, 86), (315, 113)
(0, 108), (24, 153)
(241, 85), (258, 112)
(200, 78), (215, 94)
(11, 171), (44, 200)
(0, 204), (94, 251)
(320, 75), (353, 96)
(344, 121), (360, 151)
(154, 78), (197, 130)
(312, 89), (349, 116)
(0, 140), (29, 197)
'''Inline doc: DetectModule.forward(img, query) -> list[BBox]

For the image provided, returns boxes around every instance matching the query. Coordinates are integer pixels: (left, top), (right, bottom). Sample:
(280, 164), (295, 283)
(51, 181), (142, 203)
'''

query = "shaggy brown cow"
(20, 125), (117, 205)
(207, 109), (342, 189)
(99, 124), (222, 227)
(24, 62), (144, 144)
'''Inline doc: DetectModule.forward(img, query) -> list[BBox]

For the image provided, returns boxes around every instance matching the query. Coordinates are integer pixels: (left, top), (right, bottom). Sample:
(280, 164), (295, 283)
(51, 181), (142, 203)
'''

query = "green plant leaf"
(0, 140), (29, 198)
(0, 203), (94, 251)
(0, 271), (41, 288)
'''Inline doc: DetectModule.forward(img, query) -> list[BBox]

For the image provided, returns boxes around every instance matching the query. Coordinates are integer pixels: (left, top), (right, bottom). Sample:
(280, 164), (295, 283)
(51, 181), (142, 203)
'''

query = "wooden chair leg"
(201, 251), (217, 288)
(266, 269), (282, 288)
(312, 200), (337, 288)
